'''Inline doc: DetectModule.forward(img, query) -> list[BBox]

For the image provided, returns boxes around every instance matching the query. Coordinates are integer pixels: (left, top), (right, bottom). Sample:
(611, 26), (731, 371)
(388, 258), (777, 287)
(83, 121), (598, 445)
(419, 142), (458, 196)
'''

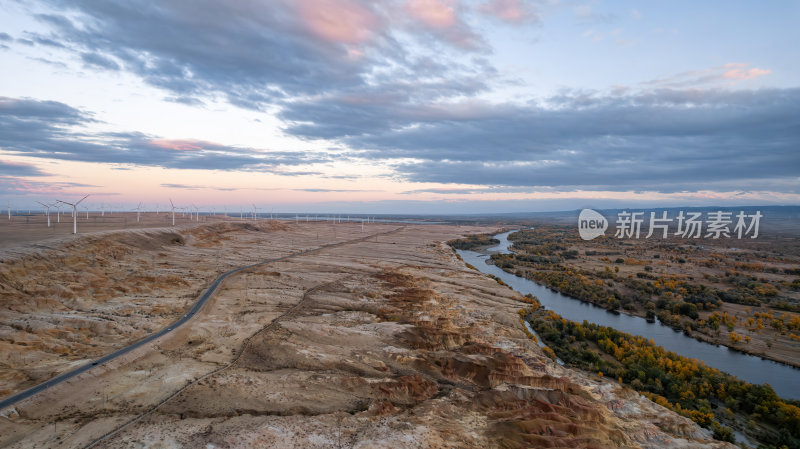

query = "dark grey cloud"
(30, 35), (66, 48)
(0, 96), (327, 171)
(280, 70), (492, 139)
(23, 0), (495, 111)
(282, 87), (800, 191)
(27, 2), (371, 106)
(27, 56), (68, 68)
(402, 186), (557, 195)
(0, 160), (47, 176)
(80, 51), (119, 70)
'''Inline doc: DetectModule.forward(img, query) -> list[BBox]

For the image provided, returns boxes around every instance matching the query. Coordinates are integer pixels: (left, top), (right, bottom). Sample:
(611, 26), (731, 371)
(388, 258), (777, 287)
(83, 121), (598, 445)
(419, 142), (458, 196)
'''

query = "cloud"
(295, 0), (381, 45)
(291, 188), (381, 193)
(478, 0), (540, 24)
(280, 87), (800, 192)
(406, 0), (458, 27)
(404, 0), (485, 49)
(27, 2), (376, 108)
(30, 35), (66, 48)
(25, 0), (493, 111)
(0, 96), (329, 171)
(573, 4), (616, 24)
(0, 159), (47, 177)
(80, 51), (120, 70)
(160, 183), (239, 191)
(157, 184), (376, 193)
(644, 63), (772, 89)
(402, 185), (554, 194)
(0, 176), (98, 196)
(721, 65), (771, 81)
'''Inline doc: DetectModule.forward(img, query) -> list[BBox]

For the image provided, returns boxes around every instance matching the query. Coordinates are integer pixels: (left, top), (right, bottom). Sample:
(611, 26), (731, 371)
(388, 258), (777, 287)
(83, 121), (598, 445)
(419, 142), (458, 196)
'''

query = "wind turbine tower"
(57, 195), (89, 234)
(36, 201), (52, 227)
(169, 199), (176, 226)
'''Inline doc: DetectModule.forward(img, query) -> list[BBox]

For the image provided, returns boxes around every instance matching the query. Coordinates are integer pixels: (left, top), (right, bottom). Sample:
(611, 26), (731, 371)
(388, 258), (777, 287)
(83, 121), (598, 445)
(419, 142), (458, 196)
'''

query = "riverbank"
(495, 260), (800, 370)
(524, 305), (800, 448)
(454, 234), (800, 448)
(480, 226), (800, 370)
(453, 233), (800, 400)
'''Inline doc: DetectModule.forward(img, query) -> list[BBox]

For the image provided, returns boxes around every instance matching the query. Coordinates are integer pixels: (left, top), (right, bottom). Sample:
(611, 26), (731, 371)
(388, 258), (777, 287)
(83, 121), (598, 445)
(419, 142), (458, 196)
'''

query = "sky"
(0, 0), (798, 214)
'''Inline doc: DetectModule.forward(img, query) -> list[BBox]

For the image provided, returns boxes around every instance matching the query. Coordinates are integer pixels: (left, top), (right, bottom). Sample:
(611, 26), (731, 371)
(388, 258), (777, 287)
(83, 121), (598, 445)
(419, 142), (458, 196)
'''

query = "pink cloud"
(478, 0), (537, 24)
(295, 0), (380, 45)
(148, 139), (210, 151)
(643, 63), (773, 88)
(406, 0), (457, 28)
(404, 0), (484, 49)
(722, 67), (772, 80)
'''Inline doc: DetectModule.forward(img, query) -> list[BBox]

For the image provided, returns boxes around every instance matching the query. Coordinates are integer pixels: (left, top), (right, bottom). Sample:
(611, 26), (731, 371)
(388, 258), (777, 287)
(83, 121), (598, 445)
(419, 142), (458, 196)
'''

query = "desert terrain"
(0, 219), (733, 448)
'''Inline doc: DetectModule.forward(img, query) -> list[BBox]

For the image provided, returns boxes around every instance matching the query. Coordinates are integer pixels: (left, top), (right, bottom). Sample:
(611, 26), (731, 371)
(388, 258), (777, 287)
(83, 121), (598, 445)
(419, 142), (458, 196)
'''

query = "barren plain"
(0, 219), (734, 448)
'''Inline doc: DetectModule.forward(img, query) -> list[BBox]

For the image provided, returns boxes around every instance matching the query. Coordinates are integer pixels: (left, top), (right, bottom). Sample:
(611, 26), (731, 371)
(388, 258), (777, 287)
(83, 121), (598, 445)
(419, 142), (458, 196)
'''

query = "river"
(457, 230), (800, 400)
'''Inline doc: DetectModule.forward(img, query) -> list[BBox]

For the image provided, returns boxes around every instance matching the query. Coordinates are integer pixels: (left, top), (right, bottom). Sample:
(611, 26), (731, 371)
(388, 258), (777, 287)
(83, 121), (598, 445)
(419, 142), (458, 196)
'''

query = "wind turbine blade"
(76, 194), (90, 206)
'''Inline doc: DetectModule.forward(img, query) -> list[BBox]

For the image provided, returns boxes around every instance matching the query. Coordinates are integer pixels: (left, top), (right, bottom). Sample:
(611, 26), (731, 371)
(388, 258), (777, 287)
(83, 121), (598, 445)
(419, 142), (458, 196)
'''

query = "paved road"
(0, 228), (400, 411)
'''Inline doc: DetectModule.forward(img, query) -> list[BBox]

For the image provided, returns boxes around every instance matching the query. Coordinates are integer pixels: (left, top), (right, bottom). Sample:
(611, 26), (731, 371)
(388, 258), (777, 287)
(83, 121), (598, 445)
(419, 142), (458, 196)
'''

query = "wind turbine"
(252, 204), (259, 221)
(57, 195), (89, 234)
(136, 202), (143, 222)
(7, 201), (10, 220)
(169, 199), (176, 226)
(36, 201), (52, 227)
(100, 203), (105, 217)
(83, 206), (89, 219)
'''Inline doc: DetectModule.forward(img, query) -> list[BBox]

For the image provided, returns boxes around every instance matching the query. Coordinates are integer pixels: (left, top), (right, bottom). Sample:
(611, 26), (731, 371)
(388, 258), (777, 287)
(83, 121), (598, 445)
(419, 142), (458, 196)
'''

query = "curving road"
(0, 227), (402, 411)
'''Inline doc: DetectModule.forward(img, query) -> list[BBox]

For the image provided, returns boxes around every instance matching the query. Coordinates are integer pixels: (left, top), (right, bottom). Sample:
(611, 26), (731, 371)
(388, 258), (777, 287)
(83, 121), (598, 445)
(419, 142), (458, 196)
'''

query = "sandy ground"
(0, 221), (734, 448)
(0, 212), (229, 249)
